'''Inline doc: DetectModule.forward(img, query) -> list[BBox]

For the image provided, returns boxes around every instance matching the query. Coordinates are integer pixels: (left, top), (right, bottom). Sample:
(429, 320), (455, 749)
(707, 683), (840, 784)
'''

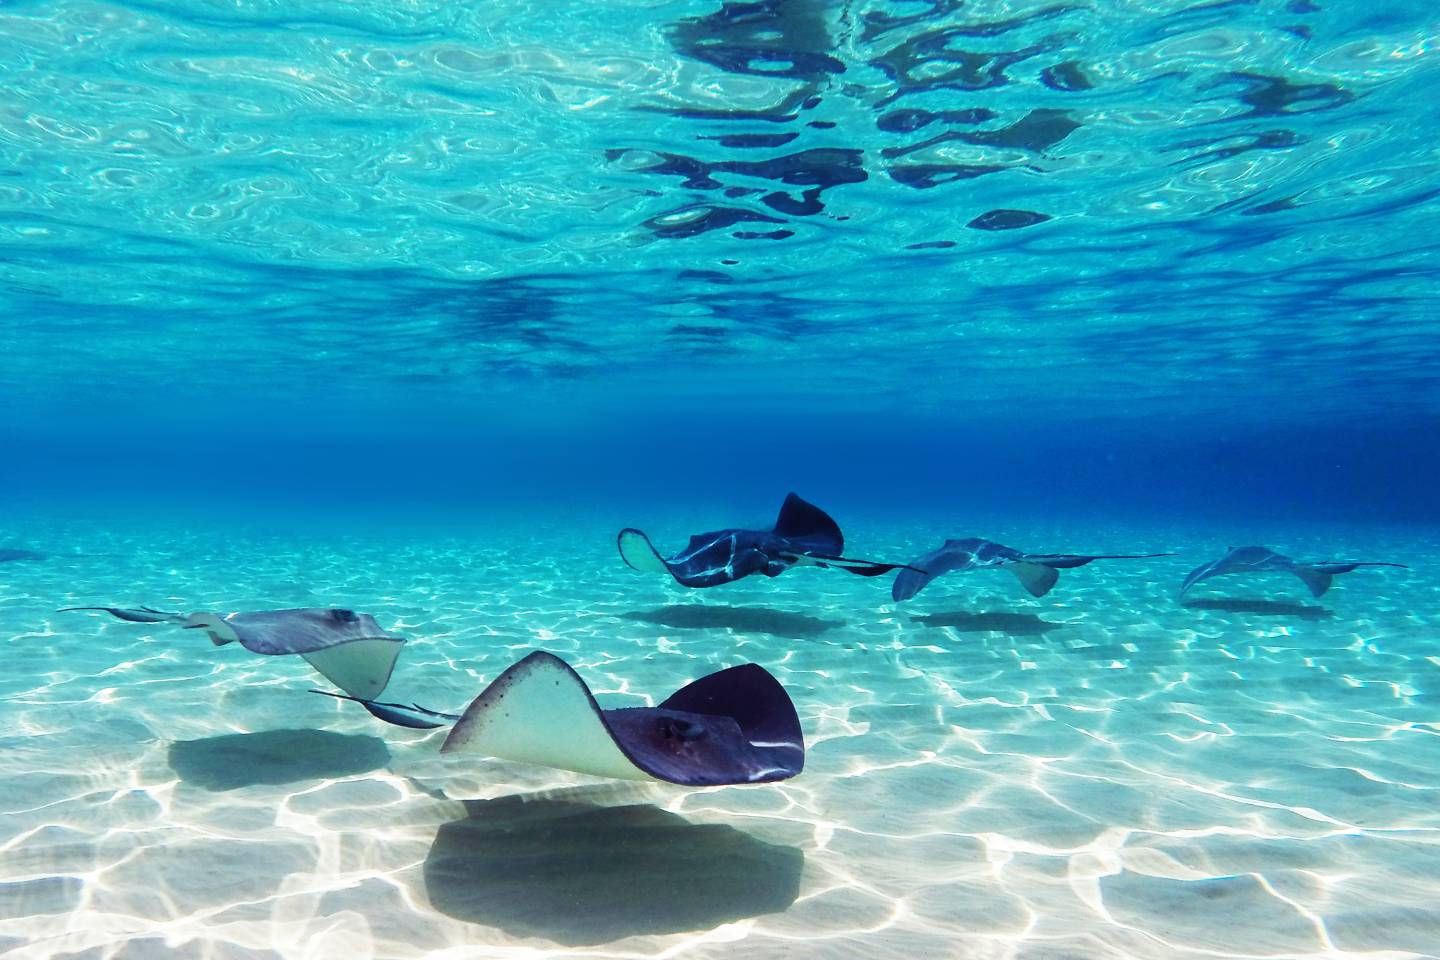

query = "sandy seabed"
(2, 509), (1437, 959)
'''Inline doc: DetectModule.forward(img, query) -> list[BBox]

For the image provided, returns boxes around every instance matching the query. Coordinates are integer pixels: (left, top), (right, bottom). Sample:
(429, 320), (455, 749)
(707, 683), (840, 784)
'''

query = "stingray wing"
(441, 651), (659, 782)
(770, 493), (844, 555)
(891, 540), (989, 602)
(65, 605), (405, 703)
(657, 661), (804, 782)
(619, 528), (757, 588)
(189, 608), (405, 701)
(442, 652), (804, 786)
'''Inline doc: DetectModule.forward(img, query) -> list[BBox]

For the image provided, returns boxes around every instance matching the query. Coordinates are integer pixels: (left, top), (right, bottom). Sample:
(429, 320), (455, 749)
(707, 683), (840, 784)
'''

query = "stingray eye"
(330, 609), (357, 622)
(659, 717), (706, 742)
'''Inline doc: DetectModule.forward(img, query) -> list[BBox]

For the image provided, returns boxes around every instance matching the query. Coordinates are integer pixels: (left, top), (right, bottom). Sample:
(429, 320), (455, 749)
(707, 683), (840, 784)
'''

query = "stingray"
(321, 651), (806, 787)
(892, 538), (1173, 602)
(619, 492), (907, 588)
(0, 548), (44, 563)
(1179, 546), (1407, 598)
(61, 606), (407, 707)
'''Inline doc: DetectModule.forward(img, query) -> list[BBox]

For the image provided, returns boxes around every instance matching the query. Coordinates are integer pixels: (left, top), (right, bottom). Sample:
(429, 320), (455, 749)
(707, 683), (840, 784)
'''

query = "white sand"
(1, 511), (1436, 959)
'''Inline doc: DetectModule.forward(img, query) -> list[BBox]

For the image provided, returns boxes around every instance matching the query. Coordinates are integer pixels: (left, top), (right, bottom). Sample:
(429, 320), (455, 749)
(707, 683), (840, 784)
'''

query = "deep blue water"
(2, 0), (1437, 525)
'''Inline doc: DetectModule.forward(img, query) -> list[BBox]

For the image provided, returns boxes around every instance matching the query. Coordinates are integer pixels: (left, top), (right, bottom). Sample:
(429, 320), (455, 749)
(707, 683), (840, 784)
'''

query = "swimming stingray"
(61, 606), (407, 710)
(892, 538), (1173, 602)
(1179, 546), (1407, 598)
(0, 548), (44, 563)
(619, 492), (907, 588)
(321, 650), (805, 786)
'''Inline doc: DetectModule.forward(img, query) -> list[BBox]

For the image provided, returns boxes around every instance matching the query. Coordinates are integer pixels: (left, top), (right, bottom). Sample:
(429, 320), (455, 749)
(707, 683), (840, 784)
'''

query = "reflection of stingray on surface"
(424, 797), (804, 945)
(1182, 599), (1332, 620)
(167, 729), (390, 791)
(910, 611), (1063, 637)
(619, 604), (842, 639)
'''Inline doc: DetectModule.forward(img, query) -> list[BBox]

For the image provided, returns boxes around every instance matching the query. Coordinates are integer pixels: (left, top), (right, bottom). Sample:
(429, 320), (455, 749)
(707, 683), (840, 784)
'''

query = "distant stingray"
(619, 492), (907, 588)
(0, 548), (44, 563)
(892, 538), (1172, 601)
(62, 606), (407, 707)
(1179, 546), (1407, 598)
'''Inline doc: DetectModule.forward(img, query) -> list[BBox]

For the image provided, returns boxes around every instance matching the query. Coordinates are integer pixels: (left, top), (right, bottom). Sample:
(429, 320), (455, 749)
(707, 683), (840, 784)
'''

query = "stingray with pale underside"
(61, 606), (408, 714)
(322, 650), (805, 786)
(1179, 546), (1407, 598)
(892, 538), (1173, 602)
(619, 492), (908, 588)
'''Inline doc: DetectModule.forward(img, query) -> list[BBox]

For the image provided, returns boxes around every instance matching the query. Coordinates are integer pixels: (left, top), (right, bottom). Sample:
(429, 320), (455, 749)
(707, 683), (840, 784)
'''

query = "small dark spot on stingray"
(802, 96), (822, 110)
(906, 240), (956, 250)
(967, 209), (1052, 230)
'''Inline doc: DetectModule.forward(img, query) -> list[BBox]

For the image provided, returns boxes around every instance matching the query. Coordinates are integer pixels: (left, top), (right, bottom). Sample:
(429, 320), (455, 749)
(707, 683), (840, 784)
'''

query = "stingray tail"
(59, 605), (184, 624)
(310, 689), (460, 730)
(808, 554), (923, 577)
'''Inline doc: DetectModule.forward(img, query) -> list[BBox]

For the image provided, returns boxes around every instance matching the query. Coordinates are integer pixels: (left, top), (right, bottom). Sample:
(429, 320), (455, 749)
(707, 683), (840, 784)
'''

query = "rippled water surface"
(3, 0), (1437, 422)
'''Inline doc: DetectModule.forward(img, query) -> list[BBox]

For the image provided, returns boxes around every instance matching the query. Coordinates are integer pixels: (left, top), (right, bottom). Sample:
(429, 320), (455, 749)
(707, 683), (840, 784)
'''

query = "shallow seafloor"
(1, 509), (1436, 960)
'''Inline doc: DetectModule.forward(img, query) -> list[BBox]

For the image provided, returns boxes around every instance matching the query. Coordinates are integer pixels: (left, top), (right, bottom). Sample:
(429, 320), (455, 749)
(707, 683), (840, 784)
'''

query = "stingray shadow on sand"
(618, 604), (843, 640)
(1182, 599), (1332, 621)
(910, 611), (1064, 637)
(167, 729), (390, 791)
(424, 797), (803, 945)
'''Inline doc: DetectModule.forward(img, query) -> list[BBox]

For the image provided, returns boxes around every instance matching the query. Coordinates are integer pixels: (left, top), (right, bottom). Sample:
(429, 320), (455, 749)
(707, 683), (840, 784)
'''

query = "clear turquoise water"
(2, 0), (1439, 957)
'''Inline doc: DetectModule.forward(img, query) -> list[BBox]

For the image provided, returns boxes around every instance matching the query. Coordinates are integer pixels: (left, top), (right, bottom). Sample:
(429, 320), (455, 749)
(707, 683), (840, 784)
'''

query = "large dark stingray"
(893, 538), (1173, 602)
(324, 651), (806, 787)
(442, 652), (804, 786)
(619, 492), (906, 588)
(1180, 546), (1407, 598)
(62, 606), (407, 706)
